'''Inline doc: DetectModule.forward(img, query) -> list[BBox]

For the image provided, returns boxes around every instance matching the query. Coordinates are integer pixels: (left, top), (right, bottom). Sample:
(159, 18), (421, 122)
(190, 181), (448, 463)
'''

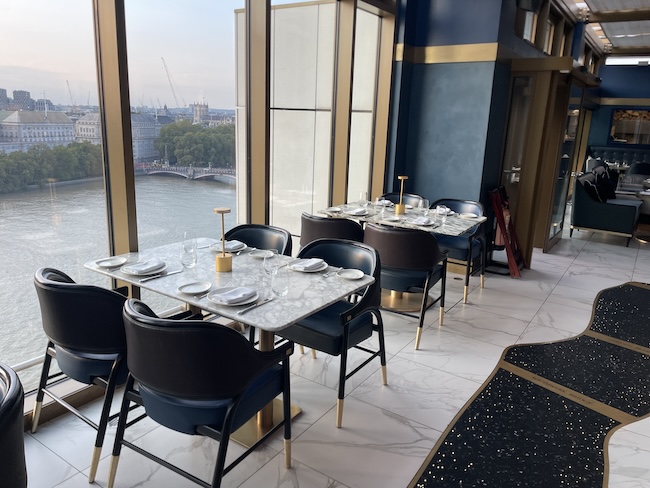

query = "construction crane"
(161, 57), (186, 108)
(66, 80), (77, 112)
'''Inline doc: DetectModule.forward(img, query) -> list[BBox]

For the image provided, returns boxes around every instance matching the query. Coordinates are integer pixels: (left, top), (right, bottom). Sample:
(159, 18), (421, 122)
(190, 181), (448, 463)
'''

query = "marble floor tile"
(238, 454), (352, 488)
(558, 263), (633, 292)
(545, 284), (600, 311)
(25, 434), (80, 488)
(477, 272), (558, 301)
(465, 286), (544, 322)
(528, 300), (593, 332)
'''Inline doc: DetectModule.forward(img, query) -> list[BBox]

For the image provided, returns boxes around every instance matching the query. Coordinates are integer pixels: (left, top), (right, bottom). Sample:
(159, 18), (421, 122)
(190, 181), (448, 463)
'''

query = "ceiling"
(577, 0), (650, 56)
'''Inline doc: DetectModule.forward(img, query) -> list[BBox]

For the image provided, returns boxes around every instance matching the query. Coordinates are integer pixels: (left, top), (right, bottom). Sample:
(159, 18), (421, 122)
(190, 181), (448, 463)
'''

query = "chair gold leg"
(107, 455), (120, 488)
(480, 274), (485, 288)
(439, 306), (444, 326)
(336, 399), (344, 428)
(311, 349), (317, 359)
(299, 345), (305, 354)
(31, 401), (42, 433)
(284, 439), (292, 469)
(88, 446), (102, 483)
(463, 285), (468, 303)
(415, 327), (422, 350)
(381, 365), (388, 385)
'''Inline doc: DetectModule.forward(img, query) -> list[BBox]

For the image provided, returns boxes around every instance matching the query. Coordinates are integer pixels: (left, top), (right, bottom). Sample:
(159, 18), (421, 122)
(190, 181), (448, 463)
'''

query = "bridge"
(136, 163), (235, 181)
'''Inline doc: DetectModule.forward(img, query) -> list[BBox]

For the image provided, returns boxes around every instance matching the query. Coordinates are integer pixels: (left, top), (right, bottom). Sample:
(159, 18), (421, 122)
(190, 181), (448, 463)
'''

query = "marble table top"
(85, 238), (374, 332)
(319, 204), (487, 237)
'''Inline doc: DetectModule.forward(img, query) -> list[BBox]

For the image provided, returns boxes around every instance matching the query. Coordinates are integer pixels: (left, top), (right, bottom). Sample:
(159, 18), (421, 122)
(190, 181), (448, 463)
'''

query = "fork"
(322, 267), (342, 278)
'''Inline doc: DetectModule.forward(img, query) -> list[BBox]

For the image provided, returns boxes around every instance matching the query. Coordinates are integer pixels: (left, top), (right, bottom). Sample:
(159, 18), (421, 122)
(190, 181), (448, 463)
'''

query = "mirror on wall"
(610, 109), (650, 145)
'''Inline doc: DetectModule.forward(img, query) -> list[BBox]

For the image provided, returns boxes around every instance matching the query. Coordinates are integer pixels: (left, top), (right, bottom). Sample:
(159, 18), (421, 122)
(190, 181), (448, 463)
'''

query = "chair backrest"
(298, 239), (380, 307)
(585, 157), (607, 173)
(34, 268), (127, 353)
(225, 224), (292, 256)
(627, 162), (650, 176)
(431, 198), (484, 217)
(363, 223), (442, 271)
(380, 192), (424, 207)
(300, 213), (364, 248)
(0, 363), (27, 488)
(123, 299), (280, 400)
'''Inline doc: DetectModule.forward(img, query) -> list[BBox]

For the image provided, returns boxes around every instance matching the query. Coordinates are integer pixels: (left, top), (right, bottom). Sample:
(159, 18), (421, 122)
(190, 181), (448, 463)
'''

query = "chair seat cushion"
(434, 234), (482, 256)
(55, 345), (128, 386)
(380, 266), (444, 294)
(138, 364), (284, 435)
(278, 300), (374, 356)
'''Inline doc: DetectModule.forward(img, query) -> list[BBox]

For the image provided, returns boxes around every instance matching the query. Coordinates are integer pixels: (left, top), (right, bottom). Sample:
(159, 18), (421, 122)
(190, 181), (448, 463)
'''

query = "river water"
(0, 176), (236, 389)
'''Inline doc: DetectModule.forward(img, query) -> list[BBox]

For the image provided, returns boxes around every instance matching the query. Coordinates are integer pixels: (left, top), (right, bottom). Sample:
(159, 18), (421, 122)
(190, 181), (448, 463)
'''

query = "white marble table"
(319, 204), (487, 237)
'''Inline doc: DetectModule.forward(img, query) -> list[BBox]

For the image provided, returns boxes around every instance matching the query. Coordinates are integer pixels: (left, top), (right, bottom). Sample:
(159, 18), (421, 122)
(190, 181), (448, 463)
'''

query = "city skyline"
(1, 0), (243, 110)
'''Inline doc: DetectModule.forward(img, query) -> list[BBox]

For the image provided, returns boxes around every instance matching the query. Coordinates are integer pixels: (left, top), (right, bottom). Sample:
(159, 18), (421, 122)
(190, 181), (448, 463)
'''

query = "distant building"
(12, 90), (33, 110)
(193, 102), (208, 124)
(75, 112), (102, 145)
(34, 99), (55, 112)
(0, 110), (75, 153)
(0, 89), (8, 110)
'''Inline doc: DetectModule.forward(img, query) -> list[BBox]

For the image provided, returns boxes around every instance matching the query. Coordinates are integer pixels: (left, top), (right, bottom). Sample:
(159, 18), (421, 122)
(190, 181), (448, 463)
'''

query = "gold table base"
(231, 399), (301, 448)
(381, 289), (433, 313)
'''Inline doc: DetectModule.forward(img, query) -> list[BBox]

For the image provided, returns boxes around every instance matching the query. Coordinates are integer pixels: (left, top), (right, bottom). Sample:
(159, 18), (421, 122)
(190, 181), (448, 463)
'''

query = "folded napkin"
(345, 207), (367, 216)
(212, 240), (245, 252)
(412, 216), (433, 225)
(376, 199), (393, 206)
(292, 258), (325, 271)
(122, 259), (165, 275)
(435, 206), (451, 215)
(212, 287), (256, 304)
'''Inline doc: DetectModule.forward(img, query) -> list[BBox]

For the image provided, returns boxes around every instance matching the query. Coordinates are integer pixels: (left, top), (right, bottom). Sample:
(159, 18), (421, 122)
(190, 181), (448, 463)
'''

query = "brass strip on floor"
(584, 329), (650, 356)
(500, 362), (637, 425)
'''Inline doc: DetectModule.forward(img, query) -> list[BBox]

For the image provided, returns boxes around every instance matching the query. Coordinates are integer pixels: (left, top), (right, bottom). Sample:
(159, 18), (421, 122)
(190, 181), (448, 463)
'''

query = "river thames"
(0, 175), (237, 389)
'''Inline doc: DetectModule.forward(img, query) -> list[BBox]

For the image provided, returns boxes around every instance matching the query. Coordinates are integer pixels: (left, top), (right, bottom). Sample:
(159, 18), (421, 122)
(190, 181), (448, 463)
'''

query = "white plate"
(344, 209), (368, 216)
(410, 218), (436, 226)
(326, 206), (342, 212)
(97, 256), (127, 269)
(382, 216), (400, 222)
(207, 287), (259, 306)
(249, 249), (274, 259)
(459, 212), (478, 219)
(120, 262), (167, 276)
(210, 241), (247, 252)
(337, 269), (364, 280)
(177, 281), (212, 295)
(405, 204), (413, 209)
(289, 261), (329, 273)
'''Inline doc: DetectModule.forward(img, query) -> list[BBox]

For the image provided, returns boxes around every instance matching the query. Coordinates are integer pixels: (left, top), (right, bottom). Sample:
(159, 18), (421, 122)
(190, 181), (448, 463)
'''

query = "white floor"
(24, 228), (650, 488)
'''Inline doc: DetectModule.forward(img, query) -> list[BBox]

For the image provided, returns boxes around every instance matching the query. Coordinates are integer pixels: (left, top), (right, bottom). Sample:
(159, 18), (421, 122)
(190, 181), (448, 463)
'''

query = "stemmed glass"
(262, 249), (280, 276)
(358, 191), (369, 209)
(419, 199), (430, 216)
(375, 196), (386, 217)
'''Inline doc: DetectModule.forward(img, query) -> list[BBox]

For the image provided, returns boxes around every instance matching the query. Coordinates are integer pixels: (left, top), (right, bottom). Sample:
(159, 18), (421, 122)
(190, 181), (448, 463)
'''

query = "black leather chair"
(225, 223), (292, 256)
(380, 192), (424, 208)
(431, 199), (486, 303)
(300, 212), (364, 248)
(108, 299), (293, 488)
(277, 239), (386, 428)
(0, 362), (27, 487)
(33, 267), (128, 483)
(364, 223), (447, 350)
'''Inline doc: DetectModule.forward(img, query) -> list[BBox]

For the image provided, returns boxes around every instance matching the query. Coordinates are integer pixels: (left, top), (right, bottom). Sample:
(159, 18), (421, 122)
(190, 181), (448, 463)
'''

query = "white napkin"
(212, 287), (256, 304)
(412, 216), (433, 225)
(345, 207), (367, 216)
(212, 240), (245, 252)
(435, 206), (451, 215)
(376, 199), (393, 206)
(122, 259), (165, 275)
(292, 258), (325, 271)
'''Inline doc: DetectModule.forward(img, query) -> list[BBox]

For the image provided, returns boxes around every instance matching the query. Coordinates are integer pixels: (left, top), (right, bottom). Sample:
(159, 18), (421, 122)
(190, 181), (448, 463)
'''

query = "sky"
(0, 0), (244, 110)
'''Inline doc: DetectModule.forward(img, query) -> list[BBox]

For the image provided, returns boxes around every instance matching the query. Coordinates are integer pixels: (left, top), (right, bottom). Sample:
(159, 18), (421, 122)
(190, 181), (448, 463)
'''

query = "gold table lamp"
(213, 207), (232, 272)
(395, 175), (408, 215)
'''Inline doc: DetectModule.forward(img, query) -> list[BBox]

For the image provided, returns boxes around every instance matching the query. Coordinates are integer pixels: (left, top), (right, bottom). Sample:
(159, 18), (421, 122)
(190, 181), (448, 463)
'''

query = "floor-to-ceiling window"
(0, 0), (108, 390)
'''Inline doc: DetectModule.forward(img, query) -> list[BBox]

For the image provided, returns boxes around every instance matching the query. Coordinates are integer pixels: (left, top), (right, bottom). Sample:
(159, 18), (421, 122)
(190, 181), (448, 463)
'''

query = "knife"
(139, 269), (183, 283)
(237, 297), (273, 315)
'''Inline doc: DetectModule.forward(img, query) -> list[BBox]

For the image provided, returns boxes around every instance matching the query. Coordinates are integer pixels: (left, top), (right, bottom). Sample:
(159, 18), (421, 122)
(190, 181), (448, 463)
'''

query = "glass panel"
(611, 109), (650, 145)
(0, 0), (108, 389)
(125, 1), (242, 313)
(549, 108), (578, 240)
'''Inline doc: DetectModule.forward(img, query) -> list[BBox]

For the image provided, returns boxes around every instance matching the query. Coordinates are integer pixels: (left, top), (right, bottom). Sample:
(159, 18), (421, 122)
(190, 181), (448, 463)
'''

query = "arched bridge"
(136, 163), (235, 181)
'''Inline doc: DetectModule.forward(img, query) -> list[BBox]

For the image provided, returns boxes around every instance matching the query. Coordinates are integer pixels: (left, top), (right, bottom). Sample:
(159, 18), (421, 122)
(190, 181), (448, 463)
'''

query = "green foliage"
(0, 142), (102, 193)
(156, 121), (235, 168)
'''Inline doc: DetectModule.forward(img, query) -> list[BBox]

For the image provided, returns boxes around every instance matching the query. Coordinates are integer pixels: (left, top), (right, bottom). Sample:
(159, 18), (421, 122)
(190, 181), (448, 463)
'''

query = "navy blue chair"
(277, 239), (386, 428)
(364, 223), (447, 350)
(380, 192), (424, 208)
(0, 362), (27, 487)
(300, 212), (364, 248)
(431, 199), (486, 303)
(108, 299), (293, 488)
(33, 267), (128, 483)
(225, 223), (292, 256)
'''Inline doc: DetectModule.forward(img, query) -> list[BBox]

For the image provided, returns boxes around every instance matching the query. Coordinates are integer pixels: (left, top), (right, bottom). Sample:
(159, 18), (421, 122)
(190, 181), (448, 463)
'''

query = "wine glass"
(262, 249), (280, 276)
(358, 191), (369, 208)
(375, 197), (386, 216)
(419, 199), (430, 216)
(272, 267), (290, 297)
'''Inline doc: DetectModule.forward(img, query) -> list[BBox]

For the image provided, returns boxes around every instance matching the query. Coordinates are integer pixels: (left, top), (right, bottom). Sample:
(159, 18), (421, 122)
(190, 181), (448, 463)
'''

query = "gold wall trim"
(501, 362), (637, 425)
(398, 42), (499, 64)
(598, 98), (650, 107)
(584, 330), (650, 356)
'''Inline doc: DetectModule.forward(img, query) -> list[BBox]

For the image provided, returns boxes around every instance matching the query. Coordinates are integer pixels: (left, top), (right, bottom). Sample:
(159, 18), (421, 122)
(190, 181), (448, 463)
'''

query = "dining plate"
(96, 256), (128, 269)
(405, 204), (413, 209)
(326, 206), (342, 212)
(344, 208), (368, 216)
(120, 262), (167, 276)
(459, 212), (478, 219)
(336, 269), (364, 280)
(177, 281), (212, 295)
(382, 215), (400, 222)
(289, 261), (329, 273)
(207, 287), (259, 306)
(410, 217), (436, 226)
(210, 240), (247, 252)
(249, 249), (274, 259)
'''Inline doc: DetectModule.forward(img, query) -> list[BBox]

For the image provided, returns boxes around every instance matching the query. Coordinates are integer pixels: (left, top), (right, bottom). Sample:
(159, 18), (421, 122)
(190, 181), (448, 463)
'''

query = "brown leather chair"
(364, 223), (447, 350)
(300, 212), (364, 248)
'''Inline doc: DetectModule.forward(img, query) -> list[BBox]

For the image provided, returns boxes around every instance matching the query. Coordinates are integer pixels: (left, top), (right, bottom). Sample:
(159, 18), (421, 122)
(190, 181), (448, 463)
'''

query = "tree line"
(0, 121), (236, 193)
